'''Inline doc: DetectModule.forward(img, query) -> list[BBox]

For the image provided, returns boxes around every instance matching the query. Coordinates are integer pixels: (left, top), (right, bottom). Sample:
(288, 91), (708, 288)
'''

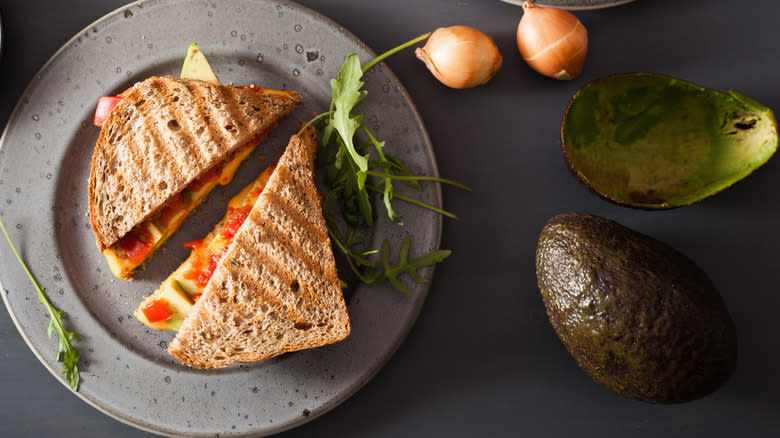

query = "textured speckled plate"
(503, 0), (637, 10)
(0, 0), (441, 436)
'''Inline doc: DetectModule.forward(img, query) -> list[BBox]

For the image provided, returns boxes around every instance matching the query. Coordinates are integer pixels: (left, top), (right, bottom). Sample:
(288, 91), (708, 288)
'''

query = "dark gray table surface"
(2, 0), (780, 437)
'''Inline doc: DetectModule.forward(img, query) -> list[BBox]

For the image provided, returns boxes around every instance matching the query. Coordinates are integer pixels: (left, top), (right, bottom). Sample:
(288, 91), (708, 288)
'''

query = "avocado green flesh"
(536, 213), (737, 403)
(136, 280), (194, 331)
(181, 43), (220, 85)
(563, 73), (778, 208)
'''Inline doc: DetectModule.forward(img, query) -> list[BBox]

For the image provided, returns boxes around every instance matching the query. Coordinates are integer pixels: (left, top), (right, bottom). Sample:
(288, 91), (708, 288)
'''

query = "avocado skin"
(560, 73), (778, 209)
(536, 213), (737, 403)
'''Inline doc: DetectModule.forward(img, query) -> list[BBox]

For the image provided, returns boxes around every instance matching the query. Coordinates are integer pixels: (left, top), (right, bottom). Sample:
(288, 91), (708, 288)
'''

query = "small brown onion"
(517, 1), (588, 80)
(415, 25), (503, 89)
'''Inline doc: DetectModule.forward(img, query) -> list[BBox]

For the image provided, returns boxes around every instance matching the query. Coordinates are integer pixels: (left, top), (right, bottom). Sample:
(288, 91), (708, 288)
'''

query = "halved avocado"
(561, 73), (778, 208)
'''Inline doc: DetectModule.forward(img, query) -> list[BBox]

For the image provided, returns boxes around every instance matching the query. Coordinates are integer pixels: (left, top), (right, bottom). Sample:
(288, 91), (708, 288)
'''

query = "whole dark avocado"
(536, 213), (737, 403)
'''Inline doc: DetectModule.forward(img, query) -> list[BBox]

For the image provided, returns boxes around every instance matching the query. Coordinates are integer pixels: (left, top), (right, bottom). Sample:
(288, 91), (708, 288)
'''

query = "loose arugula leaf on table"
(0, 219), (82, 391)
(305, 32), (471, 295)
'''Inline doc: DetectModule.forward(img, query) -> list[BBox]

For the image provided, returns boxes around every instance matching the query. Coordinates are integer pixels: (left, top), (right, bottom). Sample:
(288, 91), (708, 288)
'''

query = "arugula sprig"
(304, 33), (471, 294)
(0, 219), (82, 391)
(381, 237), (451, 296)
(324, 216), (451, 296)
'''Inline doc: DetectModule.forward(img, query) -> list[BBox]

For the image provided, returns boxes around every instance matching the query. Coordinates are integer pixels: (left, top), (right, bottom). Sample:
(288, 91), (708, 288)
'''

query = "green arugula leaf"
(329, 54), (369, 186)
(307, 32), (470, 295)
(0, 218), (82, 391)
(380, 237), (451, 295)
(324, 212), (451, 295)
(381, 178), (401, 225)
(340, 154), (374, 228)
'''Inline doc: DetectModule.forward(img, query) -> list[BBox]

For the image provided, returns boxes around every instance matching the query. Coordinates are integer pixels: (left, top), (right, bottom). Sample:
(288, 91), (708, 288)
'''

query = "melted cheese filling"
(134, 162), (275, 331)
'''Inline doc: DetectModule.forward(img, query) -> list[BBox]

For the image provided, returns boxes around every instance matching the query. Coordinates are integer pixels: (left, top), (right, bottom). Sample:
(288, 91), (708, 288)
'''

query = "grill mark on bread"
(258, 190), (330, 278)
(167, 128), (349, 369)
(220, 263), (295, 324)
(89, 76), (300, 250)
(189, 81), (227, 159)
(178, 83), (213, 173)
(142, 80), (178, 195)
(135, 79), (170, 198)
(233, 222), (305, 320)
(182, 82), (216, 162)
(272, 162), (323, 213)
(236, 217), (324, 316)
(218, 86), (248, 137)
(165, 81), (198, 178)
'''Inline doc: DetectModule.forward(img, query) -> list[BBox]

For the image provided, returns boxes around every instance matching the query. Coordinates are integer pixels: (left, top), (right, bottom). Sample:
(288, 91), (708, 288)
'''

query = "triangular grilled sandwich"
(167, 126), (350, 368)
(88, 75), (300, 278)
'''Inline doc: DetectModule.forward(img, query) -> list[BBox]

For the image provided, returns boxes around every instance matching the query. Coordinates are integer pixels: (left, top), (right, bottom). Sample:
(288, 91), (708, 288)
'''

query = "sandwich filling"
(101, 117), (276, 279)
(96, 81), (296, 279)
(134, 160), (277, 331)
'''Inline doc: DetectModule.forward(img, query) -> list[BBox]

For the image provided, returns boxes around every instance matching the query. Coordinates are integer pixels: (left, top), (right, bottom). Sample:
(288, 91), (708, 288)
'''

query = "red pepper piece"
(117, 235), (151, 266)
(220, 206), (253, 241)
(183, 238), (205, 251)
(141, 299), (171, 323)
(94, 96), (122, 127)
(183, 251), (222, 288)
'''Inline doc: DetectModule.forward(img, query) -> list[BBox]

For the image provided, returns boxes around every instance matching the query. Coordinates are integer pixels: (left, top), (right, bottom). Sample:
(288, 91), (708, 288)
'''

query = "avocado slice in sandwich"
(181, 43), (220, 85)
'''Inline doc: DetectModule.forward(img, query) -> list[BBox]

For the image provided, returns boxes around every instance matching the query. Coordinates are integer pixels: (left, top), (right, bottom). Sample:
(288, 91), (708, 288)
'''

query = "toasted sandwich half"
(147, 126), (349, 369)
(88, 75), (300, 278)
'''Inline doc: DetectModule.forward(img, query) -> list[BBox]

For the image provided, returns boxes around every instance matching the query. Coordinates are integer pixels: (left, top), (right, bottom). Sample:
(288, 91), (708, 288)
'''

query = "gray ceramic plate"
(0, 0), (442, 436)
(503, 0), (638, 10)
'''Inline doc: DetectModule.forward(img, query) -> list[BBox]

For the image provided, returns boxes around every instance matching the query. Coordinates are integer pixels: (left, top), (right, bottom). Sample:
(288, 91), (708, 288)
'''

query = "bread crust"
(168, 127), (350, 369)
(88, 76), (300, 251)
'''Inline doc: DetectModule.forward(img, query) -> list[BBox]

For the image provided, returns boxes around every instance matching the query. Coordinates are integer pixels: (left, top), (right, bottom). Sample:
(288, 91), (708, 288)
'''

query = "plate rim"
(0, 0), (443, 436)
(522, 0), (638, 10)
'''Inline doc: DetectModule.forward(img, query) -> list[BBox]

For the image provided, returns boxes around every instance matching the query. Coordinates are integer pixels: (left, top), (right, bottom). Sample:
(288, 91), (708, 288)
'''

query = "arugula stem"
(322, 184), (342, 207)
(362, 32), (432, 73)
(298, 110), (333, 136)
(0, 219), (44, 294)
(365, 171), (473, 191)
(325, 225), (378, 284)
(362, 125), (386, 160)
(0, 218), (81, 391)
(366, 185), (458, 219)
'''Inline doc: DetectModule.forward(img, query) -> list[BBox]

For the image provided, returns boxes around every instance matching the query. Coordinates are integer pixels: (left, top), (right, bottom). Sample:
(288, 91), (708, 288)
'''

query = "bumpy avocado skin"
(536, 213), (737, 403)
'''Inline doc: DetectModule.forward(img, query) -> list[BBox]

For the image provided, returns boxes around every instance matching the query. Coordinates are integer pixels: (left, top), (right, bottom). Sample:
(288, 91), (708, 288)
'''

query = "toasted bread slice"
(89, 75), (300, 253)
(168, 127), (350, 369)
